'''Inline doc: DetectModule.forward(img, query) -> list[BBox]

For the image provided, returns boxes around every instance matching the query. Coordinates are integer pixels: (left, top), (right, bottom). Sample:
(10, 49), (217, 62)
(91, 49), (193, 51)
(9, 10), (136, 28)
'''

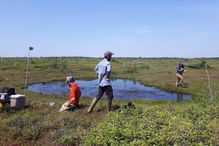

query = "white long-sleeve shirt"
(94, 58), (112, 87)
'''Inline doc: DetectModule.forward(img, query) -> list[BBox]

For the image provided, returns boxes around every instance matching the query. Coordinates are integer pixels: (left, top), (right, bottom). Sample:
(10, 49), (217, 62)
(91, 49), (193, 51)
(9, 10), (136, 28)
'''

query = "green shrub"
(188, 60), (210, 69)
(57, 134), (77, 146)
(83, 103), (219, 145)
(0, 110), (53, 140)
(0, 113), (41, 140)
(51, 62), (59, 69)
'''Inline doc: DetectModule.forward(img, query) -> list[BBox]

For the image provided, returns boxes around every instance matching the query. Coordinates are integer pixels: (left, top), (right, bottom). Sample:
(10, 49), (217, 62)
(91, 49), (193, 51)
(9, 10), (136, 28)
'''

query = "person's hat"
(179, 60), (185, 65)
(65, 76), (75, 83)
(104, 51), (114, 58)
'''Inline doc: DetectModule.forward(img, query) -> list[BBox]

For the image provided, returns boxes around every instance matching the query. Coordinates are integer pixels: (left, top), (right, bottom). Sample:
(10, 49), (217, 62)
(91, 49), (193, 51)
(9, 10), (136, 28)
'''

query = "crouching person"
(59, 76), (81, 112)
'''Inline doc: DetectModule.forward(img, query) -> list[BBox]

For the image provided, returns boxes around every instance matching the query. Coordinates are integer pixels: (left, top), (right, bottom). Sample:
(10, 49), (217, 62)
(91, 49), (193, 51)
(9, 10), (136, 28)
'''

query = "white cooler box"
(10, 94), (26, 108)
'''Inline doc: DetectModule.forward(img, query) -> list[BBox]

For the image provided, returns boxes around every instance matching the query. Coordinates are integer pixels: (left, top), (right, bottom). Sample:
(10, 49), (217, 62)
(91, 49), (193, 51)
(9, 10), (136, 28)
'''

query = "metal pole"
(24, 50), (30, 92)
(24, 47), (33, 95)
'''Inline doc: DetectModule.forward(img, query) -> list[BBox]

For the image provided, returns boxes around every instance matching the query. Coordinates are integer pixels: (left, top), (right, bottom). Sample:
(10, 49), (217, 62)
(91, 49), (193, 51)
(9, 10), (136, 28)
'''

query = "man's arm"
(104, 64), (111, 79)
(63, 98), (76, 106)
(65, 85), (76, 106)
(94, 64), (99, 73)
(66, 98), (76, 106)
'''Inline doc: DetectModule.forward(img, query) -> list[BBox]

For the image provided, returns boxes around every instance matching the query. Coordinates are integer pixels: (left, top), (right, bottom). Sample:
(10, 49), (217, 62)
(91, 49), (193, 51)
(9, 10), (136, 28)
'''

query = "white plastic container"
(10, 94), (26, 109)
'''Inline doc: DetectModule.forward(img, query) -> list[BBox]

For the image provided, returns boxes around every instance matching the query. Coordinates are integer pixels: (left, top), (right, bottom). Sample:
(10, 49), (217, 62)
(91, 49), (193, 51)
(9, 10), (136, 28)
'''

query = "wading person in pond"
(176, 61), (186, 87)
(59, 76), (81, 112)
(87, 51), (114, 113)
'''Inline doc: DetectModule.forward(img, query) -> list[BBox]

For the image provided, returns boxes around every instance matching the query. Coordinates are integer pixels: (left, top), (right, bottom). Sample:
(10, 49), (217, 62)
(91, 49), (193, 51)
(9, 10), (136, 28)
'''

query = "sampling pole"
(24, 46), (34, 94)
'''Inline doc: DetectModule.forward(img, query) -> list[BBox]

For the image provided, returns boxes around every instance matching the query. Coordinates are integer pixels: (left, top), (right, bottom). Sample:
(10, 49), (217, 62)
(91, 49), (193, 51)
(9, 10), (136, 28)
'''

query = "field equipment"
(10, 94), (26, 109)
(24, 46), (34, 91)
(0, 87), (15, 104)
(0, 87), (26, 109)
(0, 93), (10, 103)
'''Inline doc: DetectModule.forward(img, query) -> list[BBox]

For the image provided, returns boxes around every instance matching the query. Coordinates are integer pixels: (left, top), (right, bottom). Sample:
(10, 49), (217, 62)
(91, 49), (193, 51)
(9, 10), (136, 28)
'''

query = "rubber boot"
(87, 97), (99, 113)
(0, 103), (3, 109)
(107, 97), (112, 112)
(176, 81), (179, 87)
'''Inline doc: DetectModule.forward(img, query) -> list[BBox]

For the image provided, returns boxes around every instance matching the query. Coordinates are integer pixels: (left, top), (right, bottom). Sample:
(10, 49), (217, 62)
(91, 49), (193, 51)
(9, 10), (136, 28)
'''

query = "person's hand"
(103, 75), (108, 79)
(63, 102), (69, 107)
(65, 103), (70, 107)
(59, 106), (70, 112)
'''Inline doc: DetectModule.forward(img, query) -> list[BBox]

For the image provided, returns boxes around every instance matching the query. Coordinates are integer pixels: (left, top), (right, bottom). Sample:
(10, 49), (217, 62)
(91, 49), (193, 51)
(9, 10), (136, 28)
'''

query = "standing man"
(176, 61), (186, 87)
(87, 51), (114, 113)
(59, 76), (81, 112)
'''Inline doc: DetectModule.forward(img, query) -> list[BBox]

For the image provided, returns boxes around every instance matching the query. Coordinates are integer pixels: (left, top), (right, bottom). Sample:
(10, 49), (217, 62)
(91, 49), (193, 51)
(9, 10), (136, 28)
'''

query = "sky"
(0, 0), (219, 58)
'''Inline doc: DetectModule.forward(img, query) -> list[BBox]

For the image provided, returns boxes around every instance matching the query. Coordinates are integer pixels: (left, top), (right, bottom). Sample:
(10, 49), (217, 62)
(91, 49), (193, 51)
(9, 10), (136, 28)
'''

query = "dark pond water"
(27, 79), (191, 102)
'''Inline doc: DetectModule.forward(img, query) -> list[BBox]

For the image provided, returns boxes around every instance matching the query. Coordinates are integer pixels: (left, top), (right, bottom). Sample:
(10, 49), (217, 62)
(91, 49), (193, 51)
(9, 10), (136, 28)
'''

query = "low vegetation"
(0, 57), (219, 145)
(188, 60), (210, 69)
(84, 102), (219, 145)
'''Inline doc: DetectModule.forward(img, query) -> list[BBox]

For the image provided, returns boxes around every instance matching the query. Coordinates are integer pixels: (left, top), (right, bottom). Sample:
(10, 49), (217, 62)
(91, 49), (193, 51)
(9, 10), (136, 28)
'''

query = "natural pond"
(27, 79), (191, 102)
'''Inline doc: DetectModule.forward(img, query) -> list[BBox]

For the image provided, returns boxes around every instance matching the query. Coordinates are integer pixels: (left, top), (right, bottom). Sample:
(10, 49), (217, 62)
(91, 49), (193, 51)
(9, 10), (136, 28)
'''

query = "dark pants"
(87, 86), (113, 113)
(97, 86), (113, 100)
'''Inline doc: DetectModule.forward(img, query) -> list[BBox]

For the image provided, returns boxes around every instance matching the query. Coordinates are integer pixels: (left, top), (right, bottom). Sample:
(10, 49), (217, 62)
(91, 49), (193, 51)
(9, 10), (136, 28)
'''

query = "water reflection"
(27, 79), (191, 102)
(176, 94), (183, 103)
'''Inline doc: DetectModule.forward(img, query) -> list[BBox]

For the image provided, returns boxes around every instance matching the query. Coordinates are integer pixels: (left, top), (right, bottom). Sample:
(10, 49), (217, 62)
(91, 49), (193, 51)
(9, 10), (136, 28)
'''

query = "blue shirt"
(94, 58), (112, 87)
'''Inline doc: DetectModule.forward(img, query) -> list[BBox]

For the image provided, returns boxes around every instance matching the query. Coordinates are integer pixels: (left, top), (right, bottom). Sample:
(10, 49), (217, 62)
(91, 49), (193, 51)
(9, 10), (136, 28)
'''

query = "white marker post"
(24, 46), (34, 95)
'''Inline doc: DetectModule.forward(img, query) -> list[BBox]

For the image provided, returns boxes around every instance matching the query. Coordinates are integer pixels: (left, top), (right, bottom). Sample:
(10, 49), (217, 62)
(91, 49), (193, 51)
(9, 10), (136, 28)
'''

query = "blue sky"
(0, 0), (219, 57)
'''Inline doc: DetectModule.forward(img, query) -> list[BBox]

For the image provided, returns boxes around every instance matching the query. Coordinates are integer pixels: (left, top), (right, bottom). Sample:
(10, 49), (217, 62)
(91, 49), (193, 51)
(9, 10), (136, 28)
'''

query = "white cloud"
(136, 26), (154, 34)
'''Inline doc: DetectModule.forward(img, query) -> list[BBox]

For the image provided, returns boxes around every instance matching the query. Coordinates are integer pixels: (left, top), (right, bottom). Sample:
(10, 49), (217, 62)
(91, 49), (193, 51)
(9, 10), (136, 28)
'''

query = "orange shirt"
(68, 82), (81, 106)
